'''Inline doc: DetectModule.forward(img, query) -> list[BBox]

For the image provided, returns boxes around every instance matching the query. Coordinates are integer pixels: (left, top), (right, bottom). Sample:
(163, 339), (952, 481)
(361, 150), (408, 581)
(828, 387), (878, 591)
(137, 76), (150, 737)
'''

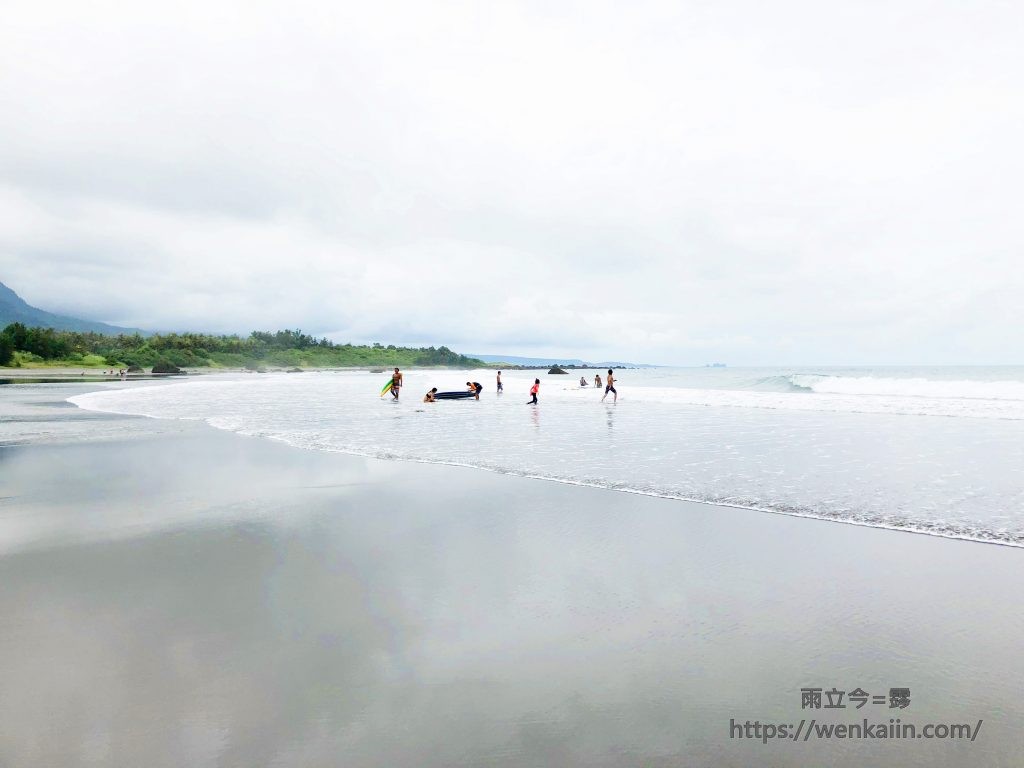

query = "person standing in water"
(594, 373), (602, 388)
(390, 367), (403, 399)
(528, 378), (540, 405)
(466, 381), (484, 400)
(601, 369), (617, 403)
(496, 371), (503, 394)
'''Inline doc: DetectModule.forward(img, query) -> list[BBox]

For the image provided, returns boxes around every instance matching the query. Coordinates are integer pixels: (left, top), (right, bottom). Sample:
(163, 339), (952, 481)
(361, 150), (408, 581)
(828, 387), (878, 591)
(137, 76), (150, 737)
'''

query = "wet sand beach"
(1, 384), (1022, 767)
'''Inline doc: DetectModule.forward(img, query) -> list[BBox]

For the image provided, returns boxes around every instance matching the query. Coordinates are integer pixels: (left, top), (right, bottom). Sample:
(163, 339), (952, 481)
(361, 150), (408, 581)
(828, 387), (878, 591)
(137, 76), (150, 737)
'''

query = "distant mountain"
(0, 280), (144, 335)
(468, 353), (656, 368)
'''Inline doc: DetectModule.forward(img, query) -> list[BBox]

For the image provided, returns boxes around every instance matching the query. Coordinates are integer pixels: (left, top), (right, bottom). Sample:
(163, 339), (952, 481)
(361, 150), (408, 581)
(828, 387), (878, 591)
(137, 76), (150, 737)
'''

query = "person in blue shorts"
(601, 369), (617, 403)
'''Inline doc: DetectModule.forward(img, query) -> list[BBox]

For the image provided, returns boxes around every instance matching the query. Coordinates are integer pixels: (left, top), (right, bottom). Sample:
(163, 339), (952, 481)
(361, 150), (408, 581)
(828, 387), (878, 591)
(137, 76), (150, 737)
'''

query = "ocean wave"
(555, 384), (1024, 419)
(70, 373), (1024, 421)
(787, 374), (1024, 401)
(751, 374), (818, 393)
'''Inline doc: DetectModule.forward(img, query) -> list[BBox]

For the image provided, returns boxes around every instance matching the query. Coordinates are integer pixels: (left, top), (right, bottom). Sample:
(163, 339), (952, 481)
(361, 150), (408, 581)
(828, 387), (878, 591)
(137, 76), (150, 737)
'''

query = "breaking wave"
(786, 374), (1024, 401)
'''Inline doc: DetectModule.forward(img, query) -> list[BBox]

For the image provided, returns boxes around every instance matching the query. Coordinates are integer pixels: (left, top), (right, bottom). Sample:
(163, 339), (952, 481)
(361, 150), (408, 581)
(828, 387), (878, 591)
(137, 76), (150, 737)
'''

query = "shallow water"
(66, 366), (1024, 545)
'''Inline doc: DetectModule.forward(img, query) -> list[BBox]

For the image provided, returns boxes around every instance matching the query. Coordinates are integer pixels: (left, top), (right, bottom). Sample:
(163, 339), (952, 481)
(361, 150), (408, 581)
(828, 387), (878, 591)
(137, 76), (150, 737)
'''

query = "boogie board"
(380, 379), (394, 397)
(433, 391), (477, 400)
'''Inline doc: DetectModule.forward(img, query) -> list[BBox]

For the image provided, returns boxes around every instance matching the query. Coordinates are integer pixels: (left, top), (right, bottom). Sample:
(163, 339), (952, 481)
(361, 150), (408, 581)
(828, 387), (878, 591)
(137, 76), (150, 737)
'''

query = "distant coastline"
(0, 323), (487, 373)
(0, 323), (655, 375)
(1, 282), (655, 373)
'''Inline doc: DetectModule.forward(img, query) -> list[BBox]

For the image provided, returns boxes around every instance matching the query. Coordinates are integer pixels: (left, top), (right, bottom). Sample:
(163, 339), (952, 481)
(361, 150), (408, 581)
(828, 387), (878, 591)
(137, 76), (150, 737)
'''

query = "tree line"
(0, 323), (484, 370)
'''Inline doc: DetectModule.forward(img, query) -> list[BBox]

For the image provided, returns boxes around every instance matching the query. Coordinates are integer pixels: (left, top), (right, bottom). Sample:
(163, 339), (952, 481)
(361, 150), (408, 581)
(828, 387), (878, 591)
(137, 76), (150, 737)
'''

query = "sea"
(64, 365), (1024, 546)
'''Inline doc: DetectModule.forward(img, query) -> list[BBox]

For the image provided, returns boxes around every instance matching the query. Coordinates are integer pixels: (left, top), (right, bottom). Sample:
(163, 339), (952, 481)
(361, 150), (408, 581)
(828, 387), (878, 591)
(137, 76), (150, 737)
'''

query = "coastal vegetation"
(0, 323), (485, 370)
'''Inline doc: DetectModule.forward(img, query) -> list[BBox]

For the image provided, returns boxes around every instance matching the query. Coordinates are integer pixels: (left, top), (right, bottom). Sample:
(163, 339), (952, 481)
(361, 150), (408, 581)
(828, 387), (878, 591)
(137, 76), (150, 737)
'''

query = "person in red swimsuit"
(528, 378), (539, 405)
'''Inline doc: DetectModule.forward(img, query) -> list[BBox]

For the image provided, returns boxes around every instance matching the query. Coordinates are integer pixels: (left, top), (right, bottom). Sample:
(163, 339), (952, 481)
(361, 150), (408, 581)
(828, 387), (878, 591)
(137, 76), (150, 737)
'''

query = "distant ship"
(705, 363), (727, 368)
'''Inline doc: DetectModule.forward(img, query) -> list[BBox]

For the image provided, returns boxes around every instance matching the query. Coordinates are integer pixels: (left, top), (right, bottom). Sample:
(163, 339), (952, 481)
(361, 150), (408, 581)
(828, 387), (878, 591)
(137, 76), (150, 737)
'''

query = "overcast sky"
(1, 0), (1022, 365)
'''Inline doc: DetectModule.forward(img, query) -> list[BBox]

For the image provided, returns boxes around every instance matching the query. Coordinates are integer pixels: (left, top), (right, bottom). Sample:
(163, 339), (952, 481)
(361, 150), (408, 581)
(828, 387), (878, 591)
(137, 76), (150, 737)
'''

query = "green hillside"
(0, 324), (485, 370)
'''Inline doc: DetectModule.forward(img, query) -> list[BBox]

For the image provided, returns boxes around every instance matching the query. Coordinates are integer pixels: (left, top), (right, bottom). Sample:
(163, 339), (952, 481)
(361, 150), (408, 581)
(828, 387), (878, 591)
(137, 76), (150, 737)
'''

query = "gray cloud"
(1, 0), (1022, 364)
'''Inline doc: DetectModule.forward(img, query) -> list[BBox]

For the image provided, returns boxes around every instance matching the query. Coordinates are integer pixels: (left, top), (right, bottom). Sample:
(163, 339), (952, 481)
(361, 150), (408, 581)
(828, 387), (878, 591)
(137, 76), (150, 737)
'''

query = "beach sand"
(1, 386), (1022, 766)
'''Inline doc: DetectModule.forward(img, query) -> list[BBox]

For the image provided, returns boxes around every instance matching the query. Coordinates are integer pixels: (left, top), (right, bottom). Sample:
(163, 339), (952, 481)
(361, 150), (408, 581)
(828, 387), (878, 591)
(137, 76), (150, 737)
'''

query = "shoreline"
(8, 384), (1008, 554)
(64, 377), (1023, 550)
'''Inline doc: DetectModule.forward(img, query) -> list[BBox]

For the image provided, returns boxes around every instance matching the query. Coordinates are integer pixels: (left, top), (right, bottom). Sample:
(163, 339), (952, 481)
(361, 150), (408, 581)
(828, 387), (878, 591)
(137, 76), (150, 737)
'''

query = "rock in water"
(151, 360), (183, 375)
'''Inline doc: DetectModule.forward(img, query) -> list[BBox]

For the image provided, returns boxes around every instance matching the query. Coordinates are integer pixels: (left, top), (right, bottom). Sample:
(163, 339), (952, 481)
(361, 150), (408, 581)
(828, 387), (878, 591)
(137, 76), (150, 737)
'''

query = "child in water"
(528, 379), (539, 404)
